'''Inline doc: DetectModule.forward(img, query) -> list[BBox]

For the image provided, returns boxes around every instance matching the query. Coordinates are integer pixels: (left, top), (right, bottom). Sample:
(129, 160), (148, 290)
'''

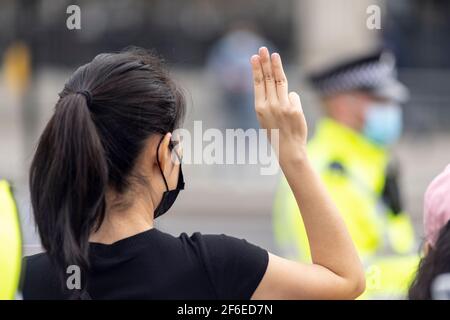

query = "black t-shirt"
(22, 228), (269, 300)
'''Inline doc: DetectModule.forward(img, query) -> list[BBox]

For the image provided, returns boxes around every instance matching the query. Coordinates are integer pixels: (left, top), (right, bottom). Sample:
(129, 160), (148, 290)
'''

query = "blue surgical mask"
(363, 103), (403, 146)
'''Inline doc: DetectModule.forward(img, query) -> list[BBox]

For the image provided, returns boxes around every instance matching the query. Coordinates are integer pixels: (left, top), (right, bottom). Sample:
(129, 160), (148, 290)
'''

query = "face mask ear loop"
(156, 135), (169, 191)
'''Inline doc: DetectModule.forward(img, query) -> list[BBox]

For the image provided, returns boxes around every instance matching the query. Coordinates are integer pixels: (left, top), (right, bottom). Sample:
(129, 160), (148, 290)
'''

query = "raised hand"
(250, 47), (308, 161)
(249, 50), (364, 301)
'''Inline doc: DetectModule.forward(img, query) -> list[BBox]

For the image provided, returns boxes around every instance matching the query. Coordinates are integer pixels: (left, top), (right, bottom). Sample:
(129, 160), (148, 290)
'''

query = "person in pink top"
(409, 164), (450, 299)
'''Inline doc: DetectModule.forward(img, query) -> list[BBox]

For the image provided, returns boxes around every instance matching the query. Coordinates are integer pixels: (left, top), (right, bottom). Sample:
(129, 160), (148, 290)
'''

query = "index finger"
(251, 55), (265, 106)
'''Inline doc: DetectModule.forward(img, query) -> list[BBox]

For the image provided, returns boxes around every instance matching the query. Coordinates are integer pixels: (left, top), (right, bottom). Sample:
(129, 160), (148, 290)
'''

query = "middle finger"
(259, 47), (278, 106)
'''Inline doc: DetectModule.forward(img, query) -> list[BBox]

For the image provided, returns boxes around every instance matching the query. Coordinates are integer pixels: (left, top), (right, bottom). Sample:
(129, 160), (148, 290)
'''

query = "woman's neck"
(89, 195), (155, 244)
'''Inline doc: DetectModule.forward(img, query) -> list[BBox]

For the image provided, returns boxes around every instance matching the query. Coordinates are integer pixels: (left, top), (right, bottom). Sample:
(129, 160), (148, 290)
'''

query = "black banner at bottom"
(0, 300), (443, 319)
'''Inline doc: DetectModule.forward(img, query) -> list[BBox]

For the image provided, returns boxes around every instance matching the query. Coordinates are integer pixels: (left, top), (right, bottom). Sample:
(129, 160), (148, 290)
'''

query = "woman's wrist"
(279, 146), (310, 170)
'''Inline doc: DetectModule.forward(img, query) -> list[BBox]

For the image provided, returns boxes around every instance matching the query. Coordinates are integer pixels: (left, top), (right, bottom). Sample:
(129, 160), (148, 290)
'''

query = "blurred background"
(0, 0), (449, 256)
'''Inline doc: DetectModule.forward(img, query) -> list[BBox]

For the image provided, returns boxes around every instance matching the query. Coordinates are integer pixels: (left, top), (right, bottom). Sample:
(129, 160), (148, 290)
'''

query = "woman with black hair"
(22, 46), (365, 300)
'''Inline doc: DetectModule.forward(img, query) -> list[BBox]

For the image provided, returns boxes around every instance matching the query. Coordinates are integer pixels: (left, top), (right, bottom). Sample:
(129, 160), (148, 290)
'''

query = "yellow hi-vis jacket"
(273, 118), (419, 299)
(0, 180), (22, 300)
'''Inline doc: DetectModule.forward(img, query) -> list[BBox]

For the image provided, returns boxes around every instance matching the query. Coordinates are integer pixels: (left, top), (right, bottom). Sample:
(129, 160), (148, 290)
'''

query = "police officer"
(273, 50), (418, 298)
(0, 179), (22, 300)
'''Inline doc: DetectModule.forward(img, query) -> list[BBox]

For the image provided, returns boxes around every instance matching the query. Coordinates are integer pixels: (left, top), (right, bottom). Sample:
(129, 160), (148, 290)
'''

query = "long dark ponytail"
(409, 220), (450, 299)
(29, 47), (185, 296)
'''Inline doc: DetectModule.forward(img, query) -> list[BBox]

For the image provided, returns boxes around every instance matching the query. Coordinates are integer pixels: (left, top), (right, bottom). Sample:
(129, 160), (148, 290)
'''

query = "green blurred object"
(0, 180), (22, 300)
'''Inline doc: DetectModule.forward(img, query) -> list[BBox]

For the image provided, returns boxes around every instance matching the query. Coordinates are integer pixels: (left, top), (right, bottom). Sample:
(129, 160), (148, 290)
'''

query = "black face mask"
(153, 136), (185, 219)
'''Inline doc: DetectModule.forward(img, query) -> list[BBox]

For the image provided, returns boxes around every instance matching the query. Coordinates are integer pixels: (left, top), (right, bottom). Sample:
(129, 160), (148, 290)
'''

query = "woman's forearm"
(280, 149), (364, 286)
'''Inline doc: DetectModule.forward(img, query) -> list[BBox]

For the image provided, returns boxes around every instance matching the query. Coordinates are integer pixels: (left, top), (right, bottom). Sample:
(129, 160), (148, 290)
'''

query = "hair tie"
(76, 90), (92, 107)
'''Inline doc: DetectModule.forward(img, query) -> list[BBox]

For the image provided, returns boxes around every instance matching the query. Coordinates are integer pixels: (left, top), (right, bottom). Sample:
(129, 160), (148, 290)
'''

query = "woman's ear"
(157, 132), (173, 173)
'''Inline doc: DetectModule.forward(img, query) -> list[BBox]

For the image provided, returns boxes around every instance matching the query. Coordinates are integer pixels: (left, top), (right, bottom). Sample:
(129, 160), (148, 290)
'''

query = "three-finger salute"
(250, 47), (308, 160)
